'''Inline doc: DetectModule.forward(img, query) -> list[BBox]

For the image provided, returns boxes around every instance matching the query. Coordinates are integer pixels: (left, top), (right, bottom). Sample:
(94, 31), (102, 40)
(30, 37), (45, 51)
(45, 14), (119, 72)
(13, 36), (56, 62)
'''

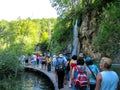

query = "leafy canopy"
(93, 0), (120, 58)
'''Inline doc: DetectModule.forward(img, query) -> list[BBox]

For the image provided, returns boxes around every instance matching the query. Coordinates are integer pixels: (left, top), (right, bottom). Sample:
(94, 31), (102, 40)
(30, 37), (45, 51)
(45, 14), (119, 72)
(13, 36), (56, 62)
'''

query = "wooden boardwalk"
(25, 65), (71, 90)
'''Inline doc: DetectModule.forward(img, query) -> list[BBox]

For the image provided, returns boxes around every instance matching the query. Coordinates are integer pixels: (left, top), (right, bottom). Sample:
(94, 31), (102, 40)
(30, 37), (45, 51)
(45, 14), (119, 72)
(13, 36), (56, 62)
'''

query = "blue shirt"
(88, 64), (99, 84)
(54, 57), (67, 68)
(100, 71), (119, 90)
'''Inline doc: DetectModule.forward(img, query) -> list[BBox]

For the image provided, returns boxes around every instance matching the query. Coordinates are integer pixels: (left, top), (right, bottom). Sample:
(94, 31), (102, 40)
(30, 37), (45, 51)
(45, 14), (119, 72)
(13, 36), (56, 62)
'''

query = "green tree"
(93, 0), (120, 58)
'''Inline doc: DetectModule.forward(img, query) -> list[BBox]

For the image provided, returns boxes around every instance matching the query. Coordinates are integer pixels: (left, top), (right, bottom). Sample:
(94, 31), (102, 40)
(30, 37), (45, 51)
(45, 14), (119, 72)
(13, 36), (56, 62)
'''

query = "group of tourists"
(52, 53), (119, 90)
(20, 52), (120, 90)
(20, 52), (52, 72)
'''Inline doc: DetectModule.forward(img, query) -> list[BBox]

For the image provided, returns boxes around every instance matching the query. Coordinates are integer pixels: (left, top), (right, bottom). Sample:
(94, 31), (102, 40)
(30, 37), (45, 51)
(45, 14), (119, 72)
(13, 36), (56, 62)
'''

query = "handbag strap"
(87, 66), (96, 80)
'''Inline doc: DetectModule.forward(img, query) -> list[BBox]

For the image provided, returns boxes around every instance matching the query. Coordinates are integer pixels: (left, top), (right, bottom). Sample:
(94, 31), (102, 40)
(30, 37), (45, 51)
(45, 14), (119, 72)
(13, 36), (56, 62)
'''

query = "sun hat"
(85, 57), (93, 62)
(79, 53), (84, 57)
(53, 55), (56, 58)
(59, 54), (63, 57)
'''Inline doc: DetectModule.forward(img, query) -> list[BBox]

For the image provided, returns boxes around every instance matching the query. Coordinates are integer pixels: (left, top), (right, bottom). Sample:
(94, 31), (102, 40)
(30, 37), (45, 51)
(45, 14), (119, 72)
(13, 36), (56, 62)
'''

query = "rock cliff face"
(66, 9), (120, 63)
(78, 10), (101, 59)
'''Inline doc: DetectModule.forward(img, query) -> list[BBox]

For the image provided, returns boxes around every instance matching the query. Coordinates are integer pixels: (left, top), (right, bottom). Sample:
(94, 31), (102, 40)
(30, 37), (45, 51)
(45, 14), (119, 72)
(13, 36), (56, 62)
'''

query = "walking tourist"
(39, 54), (42, 69)
(95, 57), (119, 90)
(46, 56), (52, 72)
(52, 55), (58, 81)
(31, 54), (36, 67)
(69, 55), (77, 88)
(35, 52), (40, 67)
(64, 53), (71, 86)
(85, 56), (99, 90)
(55, 54), (67, 89)
(71, 57), (89, 90)
(41, 54), (47, 70)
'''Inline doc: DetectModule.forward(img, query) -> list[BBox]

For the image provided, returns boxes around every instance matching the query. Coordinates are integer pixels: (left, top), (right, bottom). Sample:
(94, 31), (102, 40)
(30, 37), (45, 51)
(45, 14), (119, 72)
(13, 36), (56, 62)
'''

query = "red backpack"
(73, 66), (88, 88)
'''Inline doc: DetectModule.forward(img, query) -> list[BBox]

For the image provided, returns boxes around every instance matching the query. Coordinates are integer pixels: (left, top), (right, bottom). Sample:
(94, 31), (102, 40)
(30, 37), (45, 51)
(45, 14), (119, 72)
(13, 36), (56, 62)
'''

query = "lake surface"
(0, 71), (54, 90)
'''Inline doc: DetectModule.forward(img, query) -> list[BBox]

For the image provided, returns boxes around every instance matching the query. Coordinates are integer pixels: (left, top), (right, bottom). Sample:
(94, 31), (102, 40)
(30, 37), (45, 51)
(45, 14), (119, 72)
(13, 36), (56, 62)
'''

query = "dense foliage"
(93, 0), (120, 58)
(0, 18), (56, 79)
(0, 0), (120, 89)
(49, 0), (116, 55)
(50, 17), (73, 54)
(0, 0), (119, 82)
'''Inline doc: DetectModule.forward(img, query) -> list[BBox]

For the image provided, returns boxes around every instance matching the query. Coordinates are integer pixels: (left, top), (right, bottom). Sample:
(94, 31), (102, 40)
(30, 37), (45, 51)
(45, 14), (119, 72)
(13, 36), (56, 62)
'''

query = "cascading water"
(72, 19), (79, 56)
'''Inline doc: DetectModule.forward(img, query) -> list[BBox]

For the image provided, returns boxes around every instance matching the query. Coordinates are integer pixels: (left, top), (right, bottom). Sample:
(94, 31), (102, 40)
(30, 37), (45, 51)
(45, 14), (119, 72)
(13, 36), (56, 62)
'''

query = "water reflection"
(21, 71), (54, 90)
(0, 71), (54, 90)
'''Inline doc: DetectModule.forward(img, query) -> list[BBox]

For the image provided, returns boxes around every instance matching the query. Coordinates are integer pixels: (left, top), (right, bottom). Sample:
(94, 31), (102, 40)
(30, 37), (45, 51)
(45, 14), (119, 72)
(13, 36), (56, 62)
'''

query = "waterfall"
(72, 19), (79, 56)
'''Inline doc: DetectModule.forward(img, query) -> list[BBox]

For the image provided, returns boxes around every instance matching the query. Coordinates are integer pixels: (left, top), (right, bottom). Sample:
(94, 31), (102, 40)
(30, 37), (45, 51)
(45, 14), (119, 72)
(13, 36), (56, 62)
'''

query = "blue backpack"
(56, 58), (65, 71)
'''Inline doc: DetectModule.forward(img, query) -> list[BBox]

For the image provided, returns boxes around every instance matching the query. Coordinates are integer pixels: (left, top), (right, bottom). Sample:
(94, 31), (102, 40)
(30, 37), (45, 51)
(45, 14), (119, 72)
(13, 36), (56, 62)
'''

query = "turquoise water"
(0, 71), (54, 90)
(111, 65), (120, 77)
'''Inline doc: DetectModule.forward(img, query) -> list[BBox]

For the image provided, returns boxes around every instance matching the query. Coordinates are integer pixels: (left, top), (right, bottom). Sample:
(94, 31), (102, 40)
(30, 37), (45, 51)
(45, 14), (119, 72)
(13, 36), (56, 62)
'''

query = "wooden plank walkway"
(25, 65), (71, 90)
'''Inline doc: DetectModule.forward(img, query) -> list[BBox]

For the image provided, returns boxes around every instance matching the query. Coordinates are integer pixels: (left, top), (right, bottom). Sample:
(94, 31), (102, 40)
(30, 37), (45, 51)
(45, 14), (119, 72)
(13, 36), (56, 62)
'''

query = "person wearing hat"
(85, 57), (99, 90)
(52, 55), (58, 82)
(95, 57), (119, 90)
(69, 55), (77, 88)
(54, 53), (67, 89)
(64, 52), (71, 87)
(52, 55), (57, 66)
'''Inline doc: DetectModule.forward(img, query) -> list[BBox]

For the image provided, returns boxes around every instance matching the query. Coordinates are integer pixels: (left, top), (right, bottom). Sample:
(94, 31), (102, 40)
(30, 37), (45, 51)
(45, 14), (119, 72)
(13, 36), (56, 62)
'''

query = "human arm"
(95, 73), (102, 90)
(86, 68), (90, 86)
(71, 67), (75, 84)
(95, 65), (100, 75)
